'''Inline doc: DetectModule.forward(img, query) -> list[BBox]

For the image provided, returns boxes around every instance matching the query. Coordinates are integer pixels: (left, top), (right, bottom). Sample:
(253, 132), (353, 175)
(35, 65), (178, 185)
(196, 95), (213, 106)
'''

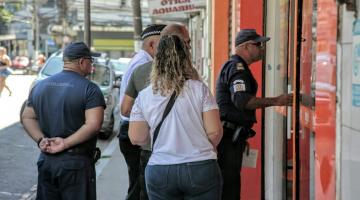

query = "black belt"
(222, 121), (238, 130)
(67, 147), (91, 155)
(66, 147), (101, 163)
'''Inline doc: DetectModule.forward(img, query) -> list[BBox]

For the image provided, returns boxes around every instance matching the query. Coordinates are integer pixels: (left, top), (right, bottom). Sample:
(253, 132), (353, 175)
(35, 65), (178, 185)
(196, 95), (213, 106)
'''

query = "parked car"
(12, 56), (30, 70)
(20, 51), (120, 139)
(109, 58), (131, 78)
(97, 57), (131, 79)
(101, 57), (131, 135)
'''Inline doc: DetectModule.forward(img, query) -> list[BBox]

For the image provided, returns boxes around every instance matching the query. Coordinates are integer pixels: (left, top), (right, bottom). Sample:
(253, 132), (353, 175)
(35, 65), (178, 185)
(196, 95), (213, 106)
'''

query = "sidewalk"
(96, 137), (129, 200)
(25, 134), (130, 200)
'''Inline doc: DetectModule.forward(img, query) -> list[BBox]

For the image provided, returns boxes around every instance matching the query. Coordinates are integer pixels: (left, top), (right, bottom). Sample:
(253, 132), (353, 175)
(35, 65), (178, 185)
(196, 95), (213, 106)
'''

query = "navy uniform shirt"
(28, 71), (106, 150)
(216, 54), (258, 128)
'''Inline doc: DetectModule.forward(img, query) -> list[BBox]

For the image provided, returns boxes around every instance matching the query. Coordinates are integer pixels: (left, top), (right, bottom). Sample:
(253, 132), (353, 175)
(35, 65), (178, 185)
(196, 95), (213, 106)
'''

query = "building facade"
(210, 0), (357, 199)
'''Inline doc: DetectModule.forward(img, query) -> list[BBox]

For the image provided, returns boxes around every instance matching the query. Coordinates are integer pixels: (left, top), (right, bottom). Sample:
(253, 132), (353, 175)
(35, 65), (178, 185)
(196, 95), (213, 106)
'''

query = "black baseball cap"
(140, 24), (167, 40)
(63, 42), (101, 60)
(235, 29), (270, 46)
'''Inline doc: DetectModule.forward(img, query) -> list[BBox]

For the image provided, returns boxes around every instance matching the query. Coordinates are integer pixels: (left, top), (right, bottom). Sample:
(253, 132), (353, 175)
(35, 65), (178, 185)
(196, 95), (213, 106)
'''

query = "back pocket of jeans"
(145, 165), (169, 190)
(187, 160), (220, 190)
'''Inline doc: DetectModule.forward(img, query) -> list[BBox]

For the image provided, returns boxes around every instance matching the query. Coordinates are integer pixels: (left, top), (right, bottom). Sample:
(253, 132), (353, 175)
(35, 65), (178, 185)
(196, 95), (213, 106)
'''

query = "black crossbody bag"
(151, 91), (177, 151)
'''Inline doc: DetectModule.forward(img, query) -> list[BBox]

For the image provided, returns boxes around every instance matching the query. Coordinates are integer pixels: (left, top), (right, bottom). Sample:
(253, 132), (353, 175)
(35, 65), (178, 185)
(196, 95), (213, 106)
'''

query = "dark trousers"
(217, 128), (246, 200)
(139, 150), (151, 200)
(119, 121), (141, 200)
(36, 153), (96, 200)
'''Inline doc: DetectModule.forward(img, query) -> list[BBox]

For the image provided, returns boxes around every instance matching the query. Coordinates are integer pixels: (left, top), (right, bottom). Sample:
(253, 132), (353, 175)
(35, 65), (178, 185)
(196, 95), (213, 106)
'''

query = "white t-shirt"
(130, 80), (219, 165)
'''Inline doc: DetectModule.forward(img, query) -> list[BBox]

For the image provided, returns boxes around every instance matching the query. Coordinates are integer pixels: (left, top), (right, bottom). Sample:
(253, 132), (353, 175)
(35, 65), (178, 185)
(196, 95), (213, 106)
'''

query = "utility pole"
(32, 0), (39, 61)
(57, 0), (68, 48)
(132, 0), (142, 52)
(84, 0), (91, 48)
(62, 0), (67, 46)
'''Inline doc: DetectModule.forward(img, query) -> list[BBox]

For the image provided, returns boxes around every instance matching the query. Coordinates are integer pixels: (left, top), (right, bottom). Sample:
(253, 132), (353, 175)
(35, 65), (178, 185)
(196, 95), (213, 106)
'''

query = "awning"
(0, 34), (16, 41)
(93, 39), (134, 51)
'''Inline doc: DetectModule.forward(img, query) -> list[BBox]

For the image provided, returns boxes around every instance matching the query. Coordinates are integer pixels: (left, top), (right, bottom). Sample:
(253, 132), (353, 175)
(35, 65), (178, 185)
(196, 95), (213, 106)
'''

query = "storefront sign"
(352, 19), (360, 106)
(148, 0), (205, 16)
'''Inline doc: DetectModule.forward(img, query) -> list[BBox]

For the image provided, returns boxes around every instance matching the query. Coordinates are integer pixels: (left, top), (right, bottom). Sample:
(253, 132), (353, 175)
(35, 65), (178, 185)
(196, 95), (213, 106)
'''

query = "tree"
(132, 0), (142, 52)
(0, 7), (13, 34)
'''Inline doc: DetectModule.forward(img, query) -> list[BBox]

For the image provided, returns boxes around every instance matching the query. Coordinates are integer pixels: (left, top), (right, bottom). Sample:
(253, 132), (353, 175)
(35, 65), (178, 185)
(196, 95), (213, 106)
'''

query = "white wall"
(337, 4), (360, 200)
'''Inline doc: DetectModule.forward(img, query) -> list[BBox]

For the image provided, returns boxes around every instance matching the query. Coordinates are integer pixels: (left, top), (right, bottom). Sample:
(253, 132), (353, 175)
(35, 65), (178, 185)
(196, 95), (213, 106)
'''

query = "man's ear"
(149, 40), (155, 49)
(78, 59), (86, 70)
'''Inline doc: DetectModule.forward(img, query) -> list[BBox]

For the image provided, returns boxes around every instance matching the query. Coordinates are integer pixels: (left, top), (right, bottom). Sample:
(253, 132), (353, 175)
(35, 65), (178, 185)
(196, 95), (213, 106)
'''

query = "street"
(0, 74), (37, 200)
(0, 74), (128, 200)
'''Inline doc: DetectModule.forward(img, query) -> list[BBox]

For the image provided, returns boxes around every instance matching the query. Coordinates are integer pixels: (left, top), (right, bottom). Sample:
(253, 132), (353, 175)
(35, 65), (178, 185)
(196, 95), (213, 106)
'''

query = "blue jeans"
(145, 159), (222, 200)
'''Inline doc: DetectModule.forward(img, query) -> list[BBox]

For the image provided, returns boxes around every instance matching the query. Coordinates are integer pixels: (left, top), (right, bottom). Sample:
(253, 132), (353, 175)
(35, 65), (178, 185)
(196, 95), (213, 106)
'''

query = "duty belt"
(66, 147), (101, 163)
(222, 121), (238, 130)
(222, 121), (251, 156)
(66, 146), (92, 155)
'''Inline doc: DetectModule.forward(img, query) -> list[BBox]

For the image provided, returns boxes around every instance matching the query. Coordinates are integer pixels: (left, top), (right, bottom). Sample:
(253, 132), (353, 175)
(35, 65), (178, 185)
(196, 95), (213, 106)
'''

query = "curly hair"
(150, 34), (194, 96)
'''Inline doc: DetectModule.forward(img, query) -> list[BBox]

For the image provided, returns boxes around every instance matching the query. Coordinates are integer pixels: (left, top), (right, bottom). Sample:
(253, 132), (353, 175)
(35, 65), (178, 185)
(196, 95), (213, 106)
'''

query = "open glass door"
(298, 0), (315, 199)
(265, 0), (315, 199)
(289, 0), (315, 199)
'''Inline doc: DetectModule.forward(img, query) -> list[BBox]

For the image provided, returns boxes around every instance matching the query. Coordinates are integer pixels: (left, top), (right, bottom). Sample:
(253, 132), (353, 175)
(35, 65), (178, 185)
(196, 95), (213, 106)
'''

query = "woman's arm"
(0, 55), (12, 70)
(202, 109), (223, 148)
(129, 121), (150, 145)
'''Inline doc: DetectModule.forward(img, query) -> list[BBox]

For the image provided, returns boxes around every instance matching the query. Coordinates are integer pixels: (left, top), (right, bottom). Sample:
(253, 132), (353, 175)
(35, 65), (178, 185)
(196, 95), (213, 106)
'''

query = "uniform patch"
(233, 79), (245, 84)
(233, 83), (246, 92)
(237, 63), (245, 71)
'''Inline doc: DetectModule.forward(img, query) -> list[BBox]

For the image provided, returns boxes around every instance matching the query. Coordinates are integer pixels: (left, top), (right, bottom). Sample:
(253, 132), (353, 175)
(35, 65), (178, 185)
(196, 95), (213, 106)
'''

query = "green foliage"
(0, 7), (13, 23)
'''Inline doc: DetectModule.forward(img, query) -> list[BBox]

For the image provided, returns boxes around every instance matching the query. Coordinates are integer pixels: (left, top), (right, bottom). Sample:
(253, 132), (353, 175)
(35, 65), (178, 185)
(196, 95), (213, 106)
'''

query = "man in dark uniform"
(216, 29), (292, 199)
(21, 42), (106, 200)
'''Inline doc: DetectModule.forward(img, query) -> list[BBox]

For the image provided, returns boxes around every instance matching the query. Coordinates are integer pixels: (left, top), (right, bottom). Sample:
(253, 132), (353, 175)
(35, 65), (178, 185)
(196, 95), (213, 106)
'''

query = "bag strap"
(152, 91), (177, 151)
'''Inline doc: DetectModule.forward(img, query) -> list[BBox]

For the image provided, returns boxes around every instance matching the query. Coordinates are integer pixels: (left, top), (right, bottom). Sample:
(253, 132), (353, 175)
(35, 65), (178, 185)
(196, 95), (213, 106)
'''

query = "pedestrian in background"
(118, 24), (166, 200)
(215, 29), (293, 199)
(121, 23), (197, 200)
(0, 46), (13, 97)
(129, 34), (223, 200)
(21, 42), (105, 200)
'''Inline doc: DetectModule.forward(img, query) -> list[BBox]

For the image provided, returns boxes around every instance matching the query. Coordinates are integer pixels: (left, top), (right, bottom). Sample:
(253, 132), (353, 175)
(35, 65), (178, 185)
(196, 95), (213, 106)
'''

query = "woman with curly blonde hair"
(129, 34), (223, 200)
(150, 34), (196, 96)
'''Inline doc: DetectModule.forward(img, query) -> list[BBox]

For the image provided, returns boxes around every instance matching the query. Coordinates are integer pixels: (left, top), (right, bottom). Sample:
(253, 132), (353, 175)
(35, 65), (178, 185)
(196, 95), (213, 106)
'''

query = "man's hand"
(275, 93), (293, 106)
(45, 137), (67, 154)
(38, 138), (50, 152)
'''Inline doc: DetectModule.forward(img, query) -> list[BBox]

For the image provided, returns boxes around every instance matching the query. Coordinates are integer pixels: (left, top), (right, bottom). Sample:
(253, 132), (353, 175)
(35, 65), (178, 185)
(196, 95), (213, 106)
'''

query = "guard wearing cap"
(216, 29), (292, 199)
(118, 24), (166, 200)
(21, 42), (106, 200)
